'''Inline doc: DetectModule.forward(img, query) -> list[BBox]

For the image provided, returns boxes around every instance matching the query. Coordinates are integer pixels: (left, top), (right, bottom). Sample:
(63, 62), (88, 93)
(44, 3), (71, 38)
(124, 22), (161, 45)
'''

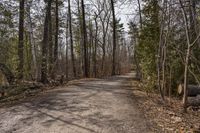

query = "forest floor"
(0, 72), (152, 133)
(132, 81), (200, 132)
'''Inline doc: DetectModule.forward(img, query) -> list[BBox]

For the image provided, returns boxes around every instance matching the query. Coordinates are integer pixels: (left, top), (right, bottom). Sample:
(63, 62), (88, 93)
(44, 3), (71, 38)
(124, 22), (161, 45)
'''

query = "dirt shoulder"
(131, 80), (200, 132)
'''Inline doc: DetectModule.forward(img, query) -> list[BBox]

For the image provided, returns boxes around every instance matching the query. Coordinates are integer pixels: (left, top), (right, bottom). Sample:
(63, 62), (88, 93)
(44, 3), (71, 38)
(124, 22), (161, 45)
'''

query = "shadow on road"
(0, 72), (150, 133)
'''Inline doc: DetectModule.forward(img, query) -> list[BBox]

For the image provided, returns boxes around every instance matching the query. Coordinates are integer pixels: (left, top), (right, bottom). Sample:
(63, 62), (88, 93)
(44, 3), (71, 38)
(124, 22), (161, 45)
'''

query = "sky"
(116, 1), (137, 32)
(39, 0), (137, 32)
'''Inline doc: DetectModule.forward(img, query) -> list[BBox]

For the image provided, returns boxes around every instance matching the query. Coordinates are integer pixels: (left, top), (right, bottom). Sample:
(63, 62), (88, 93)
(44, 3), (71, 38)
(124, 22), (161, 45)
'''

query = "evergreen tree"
(136, 0), (160, 91)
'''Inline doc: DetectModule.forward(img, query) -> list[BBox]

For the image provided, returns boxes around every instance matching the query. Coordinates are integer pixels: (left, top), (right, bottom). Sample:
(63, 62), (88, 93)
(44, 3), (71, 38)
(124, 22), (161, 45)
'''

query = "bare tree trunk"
(94, 14), (98, 78)
(18, 0), (25, 80)
(88, 21), (93, 77)
(48, 1), (53, 78)
(157, 0), (166, 101)
(162, 41), (166, 96)
(137, 0), (143, 29)
(41, 0), (52, 83)
(68, 0), (76, 78)
(111, 0), (116, 75)
(101, 24), (106, 74)
(54, 0), (59, 78)
(162, 1), (170, 97)
(179, 0), (192, 112)
(65, 16), (69, 81)
(27, 1), (38, 80)
(189, 0), (197, 39)
(183, 48), (190, 112)
(25, 31), (31, 79)
(81, 0), (89, 77)
(100, 11), (110, 75)
(181, 6), (200, 111)
(77, 0), (84, 76)
(169, 66), (172, 103)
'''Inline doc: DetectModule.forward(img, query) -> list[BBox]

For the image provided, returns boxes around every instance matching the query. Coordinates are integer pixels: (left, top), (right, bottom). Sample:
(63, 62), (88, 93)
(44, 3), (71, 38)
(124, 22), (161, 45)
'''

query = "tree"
(66, 17), (69, 81)
(137, 0), (143, 29)
(93, 0), (111, 75)
(81, 0), (89, 77)
(41, 0), (52, 83)
(135, 0), (160, 92)
(111, 0), (116, 75)
(48, 0), (53, 79)
(53, 0), (59, 78)
(179, 0), (200, 112)
(18, 0), (25, 80)
(27, 1), (38, 80)
(93, 13), (99, 77)
(0, 0), (139, 83)
(157, 0), (167, 101)
(68, 0), (76, 77)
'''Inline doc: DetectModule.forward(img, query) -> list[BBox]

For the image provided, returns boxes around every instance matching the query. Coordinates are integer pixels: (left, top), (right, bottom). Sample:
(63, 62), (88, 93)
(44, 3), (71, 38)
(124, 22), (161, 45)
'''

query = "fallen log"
(188, 96), (200, 106)
(178, 84), (200, 97)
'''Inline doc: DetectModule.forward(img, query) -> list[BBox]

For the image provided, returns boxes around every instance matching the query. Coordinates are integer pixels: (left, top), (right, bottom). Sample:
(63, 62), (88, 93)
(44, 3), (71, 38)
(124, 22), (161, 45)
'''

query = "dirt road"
(0, 73), (151, 133)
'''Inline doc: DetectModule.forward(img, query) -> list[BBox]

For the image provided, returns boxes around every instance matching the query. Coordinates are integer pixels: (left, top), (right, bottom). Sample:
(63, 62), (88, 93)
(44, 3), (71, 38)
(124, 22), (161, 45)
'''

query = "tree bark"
(66, 18), (69, 81)
(81, 0), (89, 77)
(111, 0), (116, 75)
(68, 0), (76, 78)
(48, 2), (53, 79)
(137, 0), (143, 29)
(54, 0), (59, 78)
(157, 0), (165, 101)
(93, 14), (98, 78)
(41, 0), (52, 83)
(77, 0), (84, 76)
(18, 0), (25, 80)
(179, 0), (191, 112)
(27, 1), (38, 81)
(88, 21), (93, 77)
